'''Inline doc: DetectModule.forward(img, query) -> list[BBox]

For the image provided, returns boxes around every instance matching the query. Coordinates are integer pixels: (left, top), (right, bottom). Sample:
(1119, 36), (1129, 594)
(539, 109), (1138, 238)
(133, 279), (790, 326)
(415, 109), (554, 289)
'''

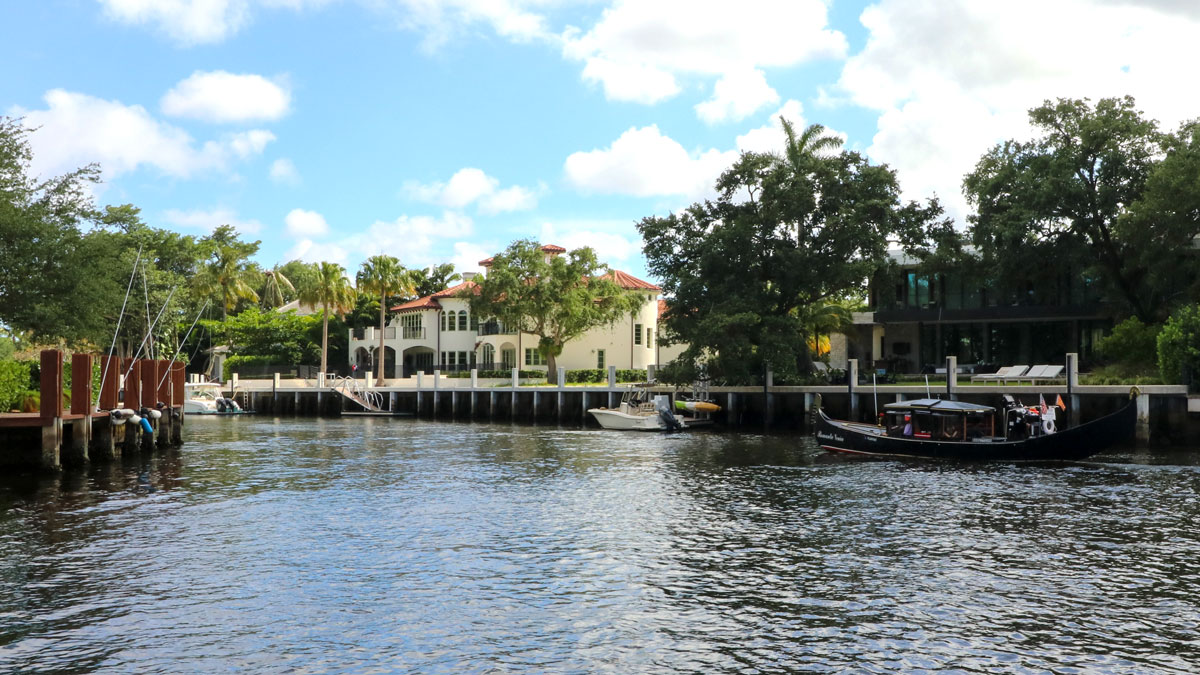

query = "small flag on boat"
(1039, 394), (1048, 415)
(1055, 394), (1065, 410)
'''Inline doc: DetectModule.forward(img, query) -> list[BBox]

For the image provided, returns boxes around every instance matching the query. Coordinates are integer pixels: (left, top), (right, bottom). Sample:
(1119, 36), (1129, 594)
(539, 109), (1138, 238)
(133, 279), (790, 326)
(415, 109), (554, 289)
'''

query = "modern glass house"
(850, 252), (1112, 374)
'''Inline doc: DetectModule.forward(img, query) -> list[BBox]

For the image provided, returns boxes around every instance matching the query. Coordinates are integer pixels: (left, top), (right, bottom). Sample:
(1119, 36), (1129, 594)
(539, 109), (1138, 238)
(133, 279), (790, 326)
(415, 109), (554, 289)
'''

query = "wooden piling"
(39, 349), (64, 470)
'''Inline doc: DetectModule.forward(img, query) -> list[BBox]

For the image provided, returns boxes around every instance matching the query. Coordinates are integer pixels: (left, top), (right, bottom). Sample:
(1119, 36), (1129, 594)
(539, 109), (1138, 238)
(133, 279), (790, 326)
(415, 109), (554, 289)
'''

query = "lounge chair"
(1020, 364), (1065, 384)
(999, 365), (1032, 384)
(971, 365), (1028, 383)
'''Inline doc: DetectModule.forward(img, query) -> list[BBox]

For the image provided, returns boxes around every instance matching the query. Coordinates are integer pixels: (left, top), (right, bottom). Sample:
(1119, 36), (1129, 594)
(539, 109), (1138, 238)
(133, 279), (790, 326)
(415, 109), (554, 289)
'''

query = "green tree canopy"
(964, 96), (1200, 322)
(0, 117), (125, 344)
(298, 261), (356, 375)
(194, 224), (261, 320)
(468, 240), (641, 385)
(410, 262), (461, 299)
(357, 254), (414, 384)
(639, 120), (942, 384)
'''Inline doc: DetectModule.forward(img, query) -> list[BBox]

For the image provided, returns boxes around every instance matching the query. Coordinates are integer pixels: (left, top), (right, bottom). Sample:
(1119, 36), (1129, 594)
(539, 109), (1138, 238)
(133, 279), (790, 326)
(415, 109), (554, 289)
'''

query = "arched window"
(458, 310), (468, 331)
(482, 343), (495, 368)
(444, 311), (455, 331)
(440, 311), (447, 331)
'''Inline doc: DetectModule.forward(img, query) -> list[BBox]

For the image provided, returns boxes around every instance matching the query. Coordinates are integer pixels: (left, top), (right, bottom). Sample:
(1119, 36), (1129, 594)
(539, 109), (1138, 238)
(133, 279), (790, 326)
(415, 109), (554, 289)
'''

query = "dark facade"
(858, 254), (1112, 374)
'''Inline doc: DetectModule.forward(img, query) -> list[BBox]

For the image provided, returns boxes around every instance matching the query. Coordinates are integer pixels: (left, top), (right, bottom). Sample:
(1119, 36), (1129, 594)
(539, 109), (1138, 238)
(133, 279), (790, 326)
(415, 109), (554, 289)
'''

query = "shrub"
(223, 354), (279, 380)
(1097, 317), (1160, 369)
(1158, 304), (1200, 387)
(447, 369), (545, 380)
(0, 359), (34, 411)
(562, 369), (648, 383)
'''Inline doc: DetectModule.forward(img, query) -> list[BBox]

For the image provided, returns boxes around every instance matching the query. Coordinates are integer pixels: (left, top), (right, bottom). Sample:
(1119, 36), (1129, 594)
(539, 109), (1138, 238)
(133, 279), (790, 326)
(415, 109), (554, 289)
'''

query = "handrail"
(330, 376), (384, 412)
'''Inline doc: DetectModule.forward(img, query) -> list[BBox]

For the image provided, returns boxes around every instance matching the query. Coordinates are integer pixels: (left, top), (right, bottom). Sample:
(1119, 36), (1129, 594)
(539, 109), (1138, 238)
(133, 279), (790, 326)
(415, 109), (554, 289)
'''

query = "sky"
(4, 0), (1200, 284)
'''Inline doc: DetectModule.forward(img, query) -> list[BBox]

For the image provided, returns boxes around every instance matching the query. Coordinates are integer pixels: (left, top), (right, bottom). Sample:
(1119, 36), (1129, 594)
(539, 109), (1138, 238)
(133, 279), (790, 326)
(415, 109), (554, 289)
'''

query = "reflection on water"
(3, 417), (1200, 673)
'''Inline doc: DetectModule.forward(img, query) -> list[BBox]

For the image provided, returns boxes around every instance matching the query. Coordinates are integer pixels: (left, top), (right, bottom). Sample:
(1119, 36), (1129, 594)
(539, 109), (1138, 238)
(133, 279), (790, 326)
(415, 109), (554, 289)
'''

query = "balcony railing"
(402, 326), (426, 340)
(477, 321), (516, 336)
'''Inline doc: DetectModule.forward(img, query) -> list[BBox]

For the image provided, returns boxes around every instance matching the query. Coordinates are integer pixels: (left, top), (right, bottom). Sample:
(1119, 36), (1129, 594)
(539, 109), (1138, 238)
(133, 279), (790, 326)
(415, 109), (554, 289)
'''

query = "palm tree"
(298, 261), (357, 377)
(356, 255), (415, 385)
(260, 265), (295, 309)
(195, 250), (259, 320)
(778, 118), (842, 172)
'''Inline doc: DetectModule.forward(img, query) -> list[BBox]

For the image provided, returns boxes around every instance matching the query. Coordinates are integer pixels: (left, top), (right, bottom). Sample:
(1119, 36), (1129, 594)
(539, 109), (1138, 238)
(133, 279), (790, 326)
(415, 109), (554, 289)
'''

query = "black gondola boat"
(814, 392), (1137, 461)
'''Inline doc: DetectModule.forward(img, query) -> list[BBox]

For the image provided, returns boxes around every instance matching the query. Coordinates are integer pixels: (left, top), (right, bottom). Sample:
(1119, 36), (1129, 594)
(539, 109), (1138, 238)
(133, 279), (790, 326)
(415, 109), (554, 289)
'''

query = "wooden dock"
(0, 350), (186, 471)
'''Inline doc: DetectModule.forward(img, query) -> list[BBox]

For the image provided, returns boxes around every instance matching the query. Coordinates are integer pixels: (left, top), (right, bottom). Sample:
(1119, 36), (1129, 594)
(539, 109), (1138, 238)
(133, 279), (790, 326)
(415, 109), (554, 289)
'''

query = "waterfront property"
(841, 251), (1113, 376)
(348, 244), (668, 377)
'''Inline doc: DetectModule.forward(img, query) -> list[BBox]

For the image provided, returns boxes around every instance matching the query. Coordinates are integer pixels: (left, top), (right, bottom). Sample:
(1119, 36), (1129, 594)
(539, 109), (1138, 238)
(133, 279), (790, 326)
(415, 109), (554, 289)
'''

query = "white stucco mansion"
(348, 245), (684, 377)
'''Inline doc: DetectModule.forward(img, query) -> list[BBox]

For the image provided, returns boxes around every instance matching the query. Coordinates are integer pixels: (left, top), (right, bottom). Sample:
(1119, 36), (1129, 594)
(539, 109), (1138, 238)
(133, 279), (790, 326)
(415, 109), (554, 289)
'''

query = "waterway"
(2, 417), (1200, 673)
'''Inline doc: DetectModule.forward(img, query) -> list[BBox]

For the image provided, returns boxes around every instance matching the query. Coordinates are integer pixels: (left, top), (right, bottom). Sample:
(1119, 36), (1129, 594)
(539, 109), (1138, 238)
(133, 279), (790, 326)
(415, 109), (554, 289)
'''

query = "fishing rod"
(157, 299), (210, 390)
(119, 285), (177, 389)
(95, 246), (143, 411)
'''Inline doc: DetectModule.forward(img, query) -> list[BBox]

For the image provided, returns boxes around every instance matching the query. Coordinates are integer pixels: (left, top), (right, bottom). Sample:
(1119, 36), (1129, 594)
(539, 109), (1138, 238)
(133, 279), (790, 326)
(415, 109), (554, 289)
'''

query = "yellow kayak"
(674, 399), (720, 413)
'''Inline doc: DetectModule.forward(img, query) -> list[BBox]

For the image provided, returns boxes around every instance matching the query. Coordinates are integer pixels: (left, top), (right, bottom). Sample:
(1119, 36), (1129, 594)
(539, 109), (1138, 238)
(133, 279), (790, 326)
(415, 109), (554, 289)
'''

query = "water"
(3, 417), (1200, 673)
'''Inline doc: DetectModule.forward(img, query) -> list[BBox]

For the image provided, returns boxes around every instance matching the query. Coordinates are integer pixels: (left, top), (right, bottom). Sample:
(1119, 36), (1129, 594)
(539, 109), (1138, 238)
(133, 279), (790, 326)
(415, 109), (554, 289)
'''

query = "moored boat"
(588, 385), (714, 431)
(184, 382), (248, 415)
(815, 393), (1136, 461)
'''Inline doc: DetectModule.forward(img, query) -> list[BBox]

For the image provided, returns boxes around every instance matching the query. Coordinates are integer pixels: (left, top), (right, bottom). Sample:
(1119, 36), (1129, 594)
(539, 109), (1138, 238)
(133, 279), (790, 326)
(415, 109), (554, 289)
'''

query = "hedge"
(0, 360), (34, 412)
(223, 354), (279, 380)
(564, 368), (647, 383)
(445, 369), (545, 379)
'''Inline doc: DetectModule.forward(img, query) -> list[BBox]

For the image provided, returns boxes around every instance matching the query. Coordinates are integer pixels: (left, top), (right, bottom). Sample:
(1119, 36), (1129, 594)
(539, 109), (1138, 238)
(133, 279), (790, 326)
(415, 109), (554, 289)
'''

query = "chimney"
(462, 271), (477, 281)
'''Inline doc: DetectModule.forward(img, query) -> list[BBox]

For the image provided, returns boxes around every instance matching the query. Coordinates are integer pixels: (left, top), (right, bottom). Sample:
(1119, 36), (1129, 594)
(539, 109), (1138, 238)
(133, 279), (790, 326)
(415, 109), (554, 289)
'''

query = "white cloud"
(10, 89), (274, 182)
(406, 168), (538, 214)
(163, 207), (264, 234)
(695, 69), (780, 124)
(564, 125), (736, 199)
(269, 158), (300, 185)
(835, 0), (1200, 221)
(337, 211), (475, 269)
(562, 0), (846, 106)
(98, 0), (546, 47)
(161, 70), (291, 122)
(284, 238), (348, 265)
(538, 221), (639, 269)
(97, 0), (253, 45)
(734, 100), (808, 154)
(449, 241), (495, 276)
(285, 208), (330, 237)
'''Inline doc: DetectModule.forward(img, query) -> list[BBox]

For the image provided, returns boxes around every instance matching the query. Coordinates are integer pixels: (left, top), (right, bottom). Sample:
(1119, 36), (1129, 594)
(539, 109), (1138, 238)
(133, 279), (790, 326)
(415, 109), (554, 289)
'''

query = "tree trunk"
(321, 309), (329, 377)
(546, 351), (558, 385)
(377, 293), (386, 386)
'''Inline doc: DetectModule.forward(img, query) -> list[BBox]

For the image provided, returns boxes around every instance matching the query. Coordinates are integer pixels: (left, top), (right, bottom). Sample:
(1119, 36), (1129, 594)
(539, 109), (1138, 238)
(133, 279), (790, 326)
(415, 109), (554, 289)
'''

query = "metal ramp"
(331, 376), (385, 413)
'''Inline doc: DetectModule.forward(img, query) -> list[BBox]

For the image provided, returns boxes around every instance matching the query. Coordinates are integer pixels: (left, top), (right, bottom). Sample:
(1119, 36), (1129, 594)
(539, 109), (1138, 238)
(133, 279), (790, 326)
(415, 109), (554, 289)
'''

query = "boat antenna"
(873, 373), (879, 425)
(95, 245), (143, 411)
(925, 374), (930, 398)
(158, 299), (210, 390)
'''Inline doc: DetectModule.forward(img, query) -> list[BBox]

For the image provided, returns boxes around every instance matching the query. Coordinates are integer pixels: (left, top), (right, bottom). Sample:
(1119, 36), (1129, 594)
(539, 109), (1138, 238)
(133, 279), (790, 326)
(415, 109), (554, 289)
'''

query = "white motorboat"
(184, 381), (244, 415)
(588, 386), (692, 431)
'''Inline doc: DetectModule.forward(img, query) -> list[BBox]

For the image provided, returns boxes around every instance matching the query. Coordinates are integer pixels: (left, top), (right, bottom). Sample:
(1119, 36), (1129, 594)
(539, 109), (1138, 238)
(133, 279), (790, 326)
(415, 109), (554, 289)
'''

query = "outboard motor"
(216, 397), (228, 413)
(227, 397), (242, 412)
(654, 395), (683, 431)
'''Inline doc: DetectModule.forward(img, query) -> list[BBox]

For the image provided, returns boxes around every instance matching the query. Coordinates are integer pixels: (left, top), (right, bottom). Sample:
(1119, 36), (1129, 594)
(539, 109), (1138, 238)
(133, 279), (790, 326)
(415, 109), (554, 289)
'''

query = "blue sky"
(4, 0), (1198, 284)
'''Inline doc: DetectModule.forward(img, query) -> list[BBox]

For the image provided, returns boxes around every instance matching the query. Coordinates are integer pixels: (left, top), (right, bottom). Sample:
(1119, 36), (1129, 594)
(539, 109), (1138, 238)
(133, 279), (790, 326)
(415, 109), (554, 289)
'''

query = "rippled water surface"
(3, 417), (1200, 673)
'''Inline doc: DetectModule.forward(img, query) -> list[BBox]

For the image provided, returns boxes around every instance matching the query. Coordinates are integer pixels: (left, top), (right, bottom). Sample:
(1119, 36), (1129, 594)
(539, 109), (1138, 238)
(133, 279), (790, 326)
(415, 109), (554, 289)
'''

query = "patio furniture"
(971, 365), (1028, 383)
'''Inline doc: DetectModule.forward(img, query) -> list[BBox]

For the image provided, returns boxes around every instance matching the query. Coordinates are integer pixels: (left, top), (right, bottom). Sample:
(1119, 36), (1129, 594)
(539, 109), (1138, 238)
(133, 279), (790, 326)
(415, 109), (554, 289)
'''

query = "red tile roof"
(540, 244), (566, 253)
(391, 280), (479, 312)
(603, 269), (661, 291)
(478, 256), (494, 267)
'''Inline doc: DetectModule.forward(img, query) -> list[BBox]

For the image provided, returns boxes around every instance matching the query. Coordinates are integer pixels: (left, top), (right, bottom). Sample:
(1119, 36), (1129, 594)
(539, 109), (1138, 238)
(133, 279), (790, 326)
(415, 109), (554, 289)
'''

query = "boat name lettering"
(815, 432), (844, 443)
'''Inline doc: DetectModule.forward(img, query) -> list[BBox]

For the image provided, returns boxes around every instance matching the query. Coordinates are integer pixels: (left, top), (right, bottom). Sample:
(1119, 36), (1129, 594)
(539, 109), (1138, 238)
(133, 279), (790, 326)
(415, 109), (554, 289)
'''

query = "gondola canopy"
(882, 398), (996, 414)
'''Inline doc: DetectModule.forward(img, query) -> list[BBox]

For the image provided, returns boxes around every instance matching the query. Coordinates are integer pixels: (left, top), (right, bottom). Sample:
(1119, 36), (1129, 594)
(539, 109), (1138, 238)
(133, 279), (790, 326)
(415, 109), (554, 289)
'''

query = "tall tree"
(469, 240), (641, 385)
(356, 254), (415, 385)
(410, 263), (461, 299)
(194, 224), (260, 320)
(964, 96), (1198, 322)
(640, 122), (939, 383)
(260, 265), (295, 309)
(0, 117), (124, 343)
(298, 261), (357, 376)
